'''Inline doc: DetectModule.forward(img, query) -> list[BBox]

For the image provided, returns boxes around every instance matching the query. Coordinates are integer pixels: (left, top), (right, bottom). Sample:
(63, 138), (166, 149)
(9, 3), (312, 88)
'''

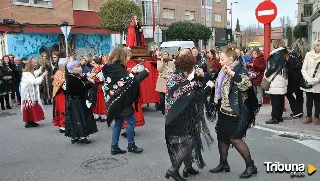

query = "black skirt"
(65, 98), (98, 138)
(215, 111), (245, 142)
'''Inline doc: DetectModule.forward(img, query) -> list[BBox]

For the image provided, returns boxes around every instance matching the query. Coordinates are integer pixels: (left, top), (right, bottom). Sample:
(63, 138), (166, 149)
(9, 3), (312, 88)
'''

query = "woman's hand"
(223, 66), (235, 77)
(144, 68), (150, 73)
(167, 68), (173, 74)
(206, 80), (215, 88)
(195, 68), (204, 77)
(42, 70), (48, 77)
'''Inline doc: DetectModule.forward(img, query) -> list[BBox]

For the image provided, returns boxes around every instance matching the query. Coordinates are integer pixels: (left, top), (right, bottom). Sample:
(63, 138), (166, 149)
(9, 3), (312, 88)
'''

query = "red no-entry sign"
(255, 0), (278, 24)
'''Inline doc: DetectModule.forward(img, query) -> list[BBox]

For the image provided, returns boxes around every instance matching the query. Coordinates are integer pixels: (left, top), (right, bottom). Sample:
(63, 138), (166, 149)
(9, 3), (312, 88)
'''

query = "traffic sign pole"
(264, 23), (271, 61)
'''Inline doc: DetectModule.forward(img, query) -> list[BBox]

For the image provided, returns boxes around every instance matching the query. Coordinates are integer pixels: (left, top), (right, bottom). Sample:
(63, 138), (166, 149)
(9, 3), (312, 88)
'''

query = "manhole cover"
(81, 157), (127, 171)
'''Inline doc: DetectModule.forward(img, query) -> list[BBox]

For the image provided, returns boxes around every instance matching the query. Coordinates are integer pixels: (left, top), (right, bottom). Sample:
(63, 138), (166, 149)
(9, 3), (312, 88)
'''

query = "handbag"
(261, 63), (285, 91)
(300, 62), (320, 89)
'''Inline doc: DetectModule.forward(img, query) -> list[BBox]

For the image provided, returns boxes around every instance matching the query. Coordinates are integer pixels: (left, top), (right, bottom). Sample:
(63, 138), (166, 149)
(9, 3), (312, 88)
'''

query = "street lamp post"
(230, 1), (238, 43)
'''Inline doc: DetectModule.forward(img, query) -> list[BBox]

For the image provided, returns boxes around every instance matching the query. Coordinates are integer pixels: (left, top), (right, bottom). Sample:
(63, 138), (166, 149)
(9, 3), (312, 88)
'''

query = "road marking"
(254, 126), (320, 153)
(258, 9), (275, 16)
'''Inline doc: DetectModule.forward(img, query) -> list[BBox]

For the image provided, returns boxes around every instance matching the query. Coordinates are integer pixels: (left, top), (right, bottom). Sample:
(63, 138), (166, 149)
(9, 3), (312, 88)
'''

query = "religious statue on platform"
(126, 16), (146, 47)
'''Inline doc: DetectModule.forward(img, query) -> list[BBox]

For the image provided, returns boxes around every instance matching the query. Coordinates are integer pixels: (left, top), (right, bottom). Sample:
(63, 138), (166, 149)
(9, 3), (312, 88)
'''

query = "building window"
(13, 0), (52, 7)
(142, 0), (158, 26)
(163, 8), (175, 19)
(215, 0), (222, 2)
(185, 11), (195, 21)
(206, 9), (212, 26)
(202, 0), (212, 6)
(214, 14), (222, 22)
(73, 0), (88, 10)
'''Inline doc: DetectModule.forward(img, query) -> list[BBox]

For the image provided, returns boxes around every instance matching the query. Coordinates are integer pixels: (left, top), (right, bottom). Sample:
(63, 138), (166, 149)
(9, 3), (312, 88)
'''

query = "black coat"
(1, 64), (15, 94)
(265, 49), (287, 79)
(287, 53), (303, 93)
(13, 63), (23, 83)
(0, 66), (6, 95)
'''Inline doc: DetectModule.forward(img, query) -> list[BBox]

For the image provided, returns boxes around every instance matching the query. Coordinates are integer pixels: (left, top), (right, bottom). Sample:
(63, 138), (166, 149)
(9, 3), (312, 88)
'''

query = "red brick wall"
(89, 0), (104, 11)
(0, 0), (74, 24)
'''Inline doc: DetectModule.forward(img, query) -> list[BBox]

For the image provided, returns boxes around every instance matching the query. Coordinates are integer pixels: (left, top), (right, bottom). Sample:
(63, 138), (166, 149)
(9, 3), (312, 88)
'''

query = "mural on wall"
(6, 33), (60, 58)
(74, 34), (111, 60)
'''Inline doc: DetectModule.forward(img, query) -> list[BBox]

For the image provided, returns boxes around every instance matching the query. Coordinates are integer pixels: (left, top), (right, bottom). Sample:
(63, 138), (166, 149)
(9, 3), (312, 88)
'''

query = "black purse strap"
(270, 62), (286, 82)
(312, 62), (320, 78)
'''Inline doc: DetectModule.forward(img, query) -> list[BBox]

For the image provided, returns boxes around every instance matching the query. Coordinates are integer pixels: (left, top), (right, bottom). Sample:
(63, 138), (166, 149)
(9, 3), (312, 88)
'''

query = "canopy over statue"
(126, 16), (147, 47)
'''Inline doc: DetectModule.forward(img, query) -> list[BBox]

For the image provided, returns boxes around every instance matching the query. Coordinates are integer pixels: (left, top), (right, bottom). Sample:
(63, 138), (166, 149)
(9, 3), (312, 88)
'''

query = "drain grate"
(81, 157), (127, 171)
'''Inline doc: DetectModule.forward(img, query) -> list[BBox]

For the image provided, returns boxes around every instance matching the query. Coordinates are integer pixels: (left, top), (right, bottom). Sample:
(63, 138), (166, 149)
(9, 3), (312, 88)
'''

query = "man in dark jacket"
(13, 57), (24, 104)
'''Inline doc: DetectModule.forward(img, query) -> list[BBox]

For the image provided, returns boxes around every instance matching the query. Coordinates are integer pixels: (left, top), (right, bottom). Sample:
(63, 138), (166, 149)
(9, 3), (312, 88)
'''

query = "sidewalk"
(256, 101), (320, 136)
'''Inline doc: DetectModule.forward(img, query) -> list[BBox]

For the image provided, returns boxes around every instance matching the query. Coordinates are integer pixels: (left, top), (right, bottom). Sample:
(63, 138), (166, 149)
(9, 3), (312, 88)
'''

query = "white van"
(159, 41), (195, 54)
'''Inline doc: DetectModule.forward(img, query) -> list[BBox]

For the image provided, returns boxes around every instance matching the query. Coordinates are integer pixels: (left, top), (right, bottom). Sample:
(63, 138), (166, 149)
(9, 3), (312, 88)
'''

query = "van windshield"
(159, 47), (179, 54)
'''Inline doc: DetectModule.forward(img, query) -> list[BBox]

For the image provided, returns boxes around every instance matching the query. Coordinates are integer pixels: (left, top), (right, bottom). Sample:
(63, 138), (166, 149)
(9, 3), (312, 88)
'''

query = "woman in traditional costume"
(206, 48), (259, 178)
(20, 61), (48, 128)
(36, 52), (53, 105)
(102, 47), (149, 155)
(165, 54), (214, 181)
(88, 57), (107, 122)
(64, 60), (98, 144)
(52, 58), (67, 133)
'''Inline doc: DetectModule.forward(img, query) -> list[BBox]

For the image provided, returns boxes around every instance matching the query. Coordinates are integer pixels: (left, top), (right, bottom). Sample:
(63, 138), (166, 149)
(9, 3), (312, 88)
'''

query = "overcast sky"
(228, 0), (298, 29)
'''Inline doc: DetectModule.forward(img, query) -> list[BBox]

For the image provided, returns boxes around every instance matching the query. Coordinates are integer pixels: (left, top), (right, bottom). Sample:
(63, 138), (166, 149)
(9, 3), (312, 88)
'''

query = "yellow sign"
(307, 164), (316, 175)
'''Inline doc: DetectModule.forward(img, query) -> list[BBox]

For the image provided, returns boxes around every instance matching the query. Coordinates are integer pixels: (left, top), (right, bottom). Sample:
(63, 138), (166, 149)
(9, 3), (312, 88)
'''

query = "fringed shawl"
(165, 71), (214, 169)
(20, 69), (44, 112)
(53, 69), (65, 97)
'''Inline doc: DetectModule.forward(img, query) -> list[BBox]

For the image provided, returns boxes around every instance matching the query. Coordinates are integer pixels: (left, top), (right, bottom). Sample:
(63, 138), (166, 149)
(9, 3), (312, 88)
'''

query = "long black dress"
(65, 73), (98, 139)
(165, 71), (213, 170)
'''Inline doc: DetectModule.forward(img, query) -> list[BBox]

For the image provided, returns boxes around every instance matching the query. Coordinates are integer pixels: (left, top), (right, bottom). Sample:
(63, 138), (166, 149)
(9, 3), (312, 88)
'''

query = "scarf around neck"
(53, 68), (65, 97)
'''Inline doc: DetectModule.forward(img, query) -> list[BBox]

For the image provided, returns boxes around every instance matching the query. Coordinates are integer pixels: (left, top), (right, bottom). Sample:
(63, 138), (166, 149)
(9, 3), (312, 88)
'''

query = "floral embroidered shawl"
(102, 62), (139, 126)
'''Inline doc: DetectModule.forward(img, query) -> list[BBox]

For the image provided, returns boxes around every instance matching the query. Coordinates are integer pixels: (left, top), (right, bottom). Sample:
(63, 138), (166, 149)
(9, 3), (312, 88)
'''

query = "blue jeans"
(111, 114), (136, 148)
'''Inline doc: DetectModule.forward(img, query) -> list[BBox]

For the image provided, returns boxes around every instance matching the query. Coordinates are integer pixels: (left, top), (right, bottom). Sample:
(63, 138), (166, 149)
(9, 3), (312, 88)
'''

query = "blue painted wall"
(6, 33), (59, 58)
(6, 33), (112, 59)
(74, 33), (111, 60)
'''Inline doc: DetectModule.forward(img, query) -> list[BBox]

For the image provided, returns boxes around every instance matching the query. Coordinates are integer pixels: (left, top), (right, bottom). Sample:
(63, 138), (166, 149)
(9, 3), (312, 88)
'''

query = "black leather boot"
(239, 160), (258, 178)
(183, 167), (199, 177)
(127, 143), (143, 154)
(111, 146), (126, 155)
(165, 170), (186, 181)
(209, 161), (230, 173)
(266, 118), (279, 124)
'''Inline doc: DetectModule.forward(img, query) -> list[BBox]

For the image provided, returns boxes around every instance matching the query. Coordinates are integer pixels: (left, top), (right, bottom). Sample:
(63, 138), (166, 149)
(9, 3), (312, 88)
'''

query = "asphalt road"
(0, 104), (319, 181)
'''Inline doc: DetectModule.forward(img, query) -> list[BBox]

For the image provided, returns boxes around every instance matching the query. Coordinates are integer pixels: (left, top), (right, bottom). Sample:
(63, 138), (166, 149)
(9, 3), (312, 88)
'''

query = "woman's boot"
(209, 161), (230, 173)
(239, 160), (258, 178)
(303, 117), (312, 124)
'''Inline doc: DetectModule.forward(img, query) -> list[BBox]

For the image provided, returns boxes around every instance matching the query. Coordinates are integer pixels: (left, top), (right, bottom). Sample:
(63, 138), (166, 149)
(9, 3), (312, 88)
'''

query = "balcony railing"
(303, 3), (313, 17)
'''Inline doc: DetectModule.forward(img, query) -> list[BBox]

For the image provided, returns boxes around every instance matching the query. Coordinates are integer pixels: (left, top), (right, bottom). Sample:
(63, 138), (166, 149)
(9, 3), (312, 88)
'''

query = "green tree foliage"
(286, 26), (293, 47)
(99, 0), (142, 44)
(166, 21), (212, 43)
(293, 24), (308, 39)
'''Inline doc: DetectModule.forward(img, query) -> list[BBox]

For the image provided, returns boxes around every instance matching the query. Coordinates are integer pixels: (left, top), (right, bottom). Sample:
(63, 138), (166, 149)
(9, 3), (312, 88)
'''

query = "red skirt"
(126, 60), (160, 104)
(53, 91), (66, 128)
(122, 99), (145, 128)
(139, 61), (160, 104)
(92, 84), (107, 115)
(22, 101), (45, 122)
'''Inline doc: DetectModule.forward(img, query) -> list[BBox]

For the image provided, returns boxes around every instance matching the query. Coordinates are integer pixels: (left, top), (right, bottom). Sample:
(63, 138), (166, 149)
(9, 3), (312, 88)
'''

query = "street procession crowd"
(1, 17), (320, 180)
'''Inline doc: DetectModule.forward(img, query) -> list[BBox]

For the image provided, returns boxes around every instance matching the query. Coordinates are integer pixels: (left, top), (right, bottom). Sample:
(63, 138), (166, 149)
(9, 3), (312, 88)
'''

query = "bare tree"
(286, 16), (293, 28)
(280, 16), (286, 28)
(241, 24), (258, 46)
